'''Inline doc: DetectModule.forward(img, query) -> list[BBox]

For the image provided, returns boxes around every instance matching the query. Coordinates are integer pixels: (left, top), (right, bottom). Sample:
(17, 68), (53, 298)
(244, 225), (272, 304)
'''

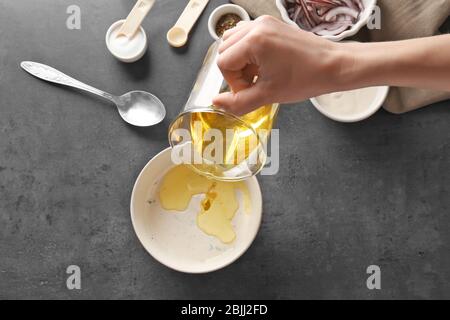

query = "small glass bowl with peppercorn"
(208, 4), (250, 40)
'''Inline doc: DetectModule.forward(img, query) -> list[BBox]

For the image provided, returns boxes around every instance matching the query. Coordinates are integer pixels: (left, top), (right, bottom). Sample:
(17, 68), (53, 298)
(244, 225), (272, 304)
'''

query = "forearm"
(337, 35), (450, 92)
(214, 16), (450, 113)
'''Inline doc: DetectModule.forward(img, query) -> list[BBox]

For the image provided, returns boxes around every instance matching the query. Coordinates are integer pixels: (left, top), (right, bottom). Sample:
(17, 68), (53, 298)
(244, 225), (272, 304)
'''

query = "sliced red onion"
(285, 0), (364, 36)
(324, 6), (359, 22)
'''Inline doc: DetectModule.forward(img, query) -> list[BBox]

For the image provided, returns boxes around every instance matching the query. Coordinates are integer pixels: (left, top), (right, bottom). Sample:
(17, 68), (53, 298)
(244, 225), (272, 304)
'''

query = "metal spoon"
(20, 61), (166, 127)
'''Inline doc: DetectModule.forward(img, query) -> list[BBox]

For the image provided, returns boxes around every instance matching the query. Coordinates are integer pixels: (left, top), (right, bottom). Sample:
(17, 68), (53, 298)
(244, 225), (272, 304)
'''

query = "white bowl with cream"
(106, 19), (148, 63)
(276, 0), (377, 42)
(310, 86), (389, 122)
(130, 147), (263, 273)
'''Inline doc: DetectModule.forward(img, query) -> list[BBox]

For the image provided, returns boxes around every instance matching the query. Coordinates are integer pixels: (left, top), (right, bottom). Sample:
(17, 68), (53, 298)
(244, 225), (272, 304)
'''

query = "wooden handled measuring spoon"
(167, 0), (210, 47)
(118, 0), (156, 38)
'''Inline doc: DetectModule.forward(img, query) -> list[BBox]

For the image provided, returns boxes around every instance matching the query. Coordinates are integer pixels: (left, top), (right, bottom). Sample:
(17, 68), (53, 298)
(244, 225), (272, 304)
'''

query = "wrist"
(333, 42), (390, 91)
(333, 42), (364, 91)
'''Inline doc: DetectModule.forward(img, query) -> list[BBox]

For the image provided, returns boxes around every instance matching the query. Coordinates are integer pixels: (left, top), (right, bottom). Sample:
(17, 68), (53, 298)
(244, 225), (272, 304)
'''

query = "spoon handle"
(175, 0), (209, 33)
(20, 61), (118, 103)
(118, 0), (155, 38)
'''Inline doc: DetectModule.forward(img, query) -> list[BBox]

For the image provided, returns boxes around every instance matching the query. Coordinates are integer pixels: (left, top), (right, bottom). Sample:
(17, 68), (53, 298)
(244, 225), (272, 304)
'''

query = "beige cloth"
(231, 0), (450, 114)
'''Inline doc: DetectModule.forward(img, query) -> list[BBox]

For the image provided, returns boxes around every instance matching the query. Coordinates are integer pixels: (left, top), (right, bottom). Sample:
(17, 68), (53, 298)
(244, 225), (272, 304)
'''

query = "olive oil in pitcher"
(169, 42), (279, 181)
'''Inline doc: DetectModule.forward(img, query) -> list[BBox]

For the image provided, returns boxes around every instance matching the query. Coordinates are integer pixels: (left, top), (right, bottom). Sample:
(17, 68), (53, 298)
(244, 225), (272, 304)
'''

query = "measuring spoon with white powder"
(106, 0), (155, 62)
(167, 0), (210, 47)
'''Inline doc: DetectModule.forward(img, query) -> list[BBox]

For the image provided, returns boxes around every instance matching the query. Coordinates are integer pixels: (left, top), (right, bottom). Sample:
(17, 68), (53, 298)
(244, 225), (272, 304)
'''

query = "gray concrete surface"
(0, 0), (449, 300)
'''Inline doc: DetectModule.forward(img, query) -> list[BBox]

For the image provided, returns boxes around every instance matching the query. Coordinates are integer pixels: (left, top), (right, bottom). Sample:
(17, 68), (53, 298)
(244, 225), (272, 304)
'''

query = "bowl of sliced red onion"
(276, 0), (377, 41)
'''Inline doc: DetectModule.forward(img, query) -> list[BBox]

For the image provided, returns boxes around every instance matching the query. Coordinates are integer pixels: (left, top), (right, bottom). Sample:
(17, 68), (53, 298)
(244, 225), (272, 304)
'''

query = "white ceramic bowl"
(130, 147), (263, 273)
(310, 86), (390, 123)
(208, 4), (251, 41)
(275, 0), (377, 42)
(106, 19), (148, 63)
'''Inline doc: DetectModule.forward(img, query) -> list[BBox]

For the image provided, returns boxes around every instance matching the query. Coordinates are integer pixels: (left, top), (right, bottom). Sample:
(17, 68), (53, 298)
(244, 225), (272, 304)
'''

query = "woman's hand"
(213, 15), (346, 115)
(213, 15), (450, 116)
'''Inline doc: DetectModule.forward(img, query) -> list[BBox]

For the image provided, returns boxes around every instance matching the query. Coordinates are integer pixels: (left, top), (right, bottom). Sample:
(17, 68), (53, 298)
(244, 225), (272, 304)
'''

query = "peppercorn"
(215, 13), (242, 37)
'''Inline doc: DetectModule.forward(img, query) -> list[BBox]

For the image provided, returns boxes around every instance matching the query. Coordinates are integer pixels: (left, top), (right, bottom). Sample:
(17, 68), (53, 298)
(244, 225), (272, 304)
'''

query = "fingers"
(217, 39), (253, 94)
(221, 70), (252, 92)
(222, 21), (251, 41)
(213, 82), (268, 116)
(215, 19), (270, 115)
(217, 36), (251, 71)
(219, 23), (253, 54)
(219, 27), (251, 54)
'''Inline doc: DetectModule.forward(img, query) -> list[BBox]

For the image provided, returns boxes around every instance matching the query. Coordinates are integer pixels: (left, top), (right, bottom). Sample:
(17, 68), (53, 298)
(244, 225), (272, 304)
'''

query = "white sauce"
(107, 22), (146, 60)
(315, 87), (380, 117)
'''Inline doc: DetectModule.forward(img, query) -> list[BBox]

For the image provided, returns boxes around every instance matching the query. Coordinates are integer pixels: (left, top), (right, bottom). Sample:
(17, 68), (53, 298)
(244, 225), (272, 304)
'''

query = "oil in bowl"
(130, 148), (262, 273)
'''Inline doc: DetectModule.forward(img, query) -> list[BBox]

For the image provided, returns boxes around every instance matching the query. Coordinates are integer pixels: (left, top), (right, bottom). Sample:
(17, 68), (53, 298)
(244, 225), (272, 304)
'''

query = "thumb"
(213, 83), (267, 116)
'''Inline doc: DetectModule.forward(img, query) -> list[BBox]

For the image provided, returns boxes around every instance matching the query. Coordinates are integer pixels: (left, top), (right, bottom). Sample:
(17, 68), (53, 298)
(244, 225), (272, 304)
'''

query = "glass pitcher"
(168, 41), (279, 181)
